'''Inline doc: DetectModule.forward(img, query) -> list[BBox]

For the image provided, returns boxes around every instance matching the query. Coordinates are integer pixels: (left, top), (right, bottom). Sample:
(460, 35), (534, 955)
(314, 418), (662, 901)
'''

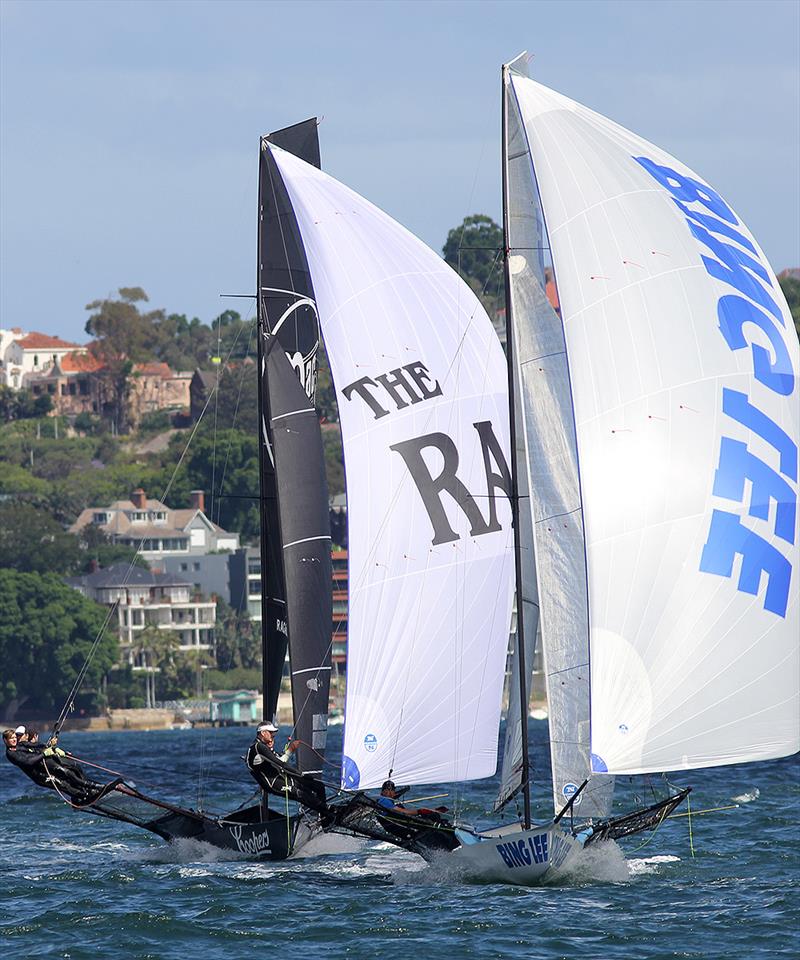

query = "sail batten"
(509, 74), (799, 777)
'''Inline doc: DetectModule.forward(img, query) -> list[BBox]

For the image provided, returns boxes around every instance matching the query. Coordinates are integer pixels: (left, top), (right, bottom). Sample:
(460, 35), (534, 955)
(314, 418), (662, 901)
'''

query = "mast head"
(504, 51), (531, 78)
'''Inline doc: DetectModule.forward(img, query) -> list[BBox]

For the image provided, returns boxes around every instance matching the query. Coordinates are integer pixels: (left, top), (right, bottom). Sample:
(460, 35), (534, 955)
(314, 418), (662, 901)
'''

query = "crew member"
(3, 729), (94, 796)
(376, 780), (448, 820)
(245, 721), (326, 811)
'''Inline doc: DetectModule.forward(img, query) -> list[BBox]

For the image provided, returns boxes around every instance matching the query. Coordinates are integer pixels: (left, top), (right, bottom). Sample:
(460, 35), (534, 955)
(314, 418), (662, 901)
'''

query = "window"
(192, 562), (200, 571)
(93, 512), (108, 524)
(180, 562), (188, 571)
(34, 355), (39, 366)
(130, 511), (147, 522)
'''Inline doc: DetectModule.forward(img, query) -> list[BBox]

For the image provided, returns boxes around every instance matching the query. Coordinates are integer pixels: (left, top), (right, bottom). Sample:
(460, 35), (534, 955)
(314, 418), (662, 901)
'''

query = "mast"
(501, 62), (532, 831)
(255, 138), (278, 722)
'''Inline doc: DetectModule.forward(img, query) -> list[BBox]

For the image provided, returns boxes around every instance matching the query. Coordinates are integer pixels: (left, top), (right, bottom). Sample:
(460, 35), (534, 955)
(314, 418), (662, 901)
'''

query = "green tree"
(0, 502), (82, 574)
(778, 272), (800, 343)
(213, 599), (261, 671)
(0, 569), (117, 717)
(443, 214), (504, 292)
(130, 626), (180, 707)
(0, 386), (52, 422)
(85, 287), (164, 432)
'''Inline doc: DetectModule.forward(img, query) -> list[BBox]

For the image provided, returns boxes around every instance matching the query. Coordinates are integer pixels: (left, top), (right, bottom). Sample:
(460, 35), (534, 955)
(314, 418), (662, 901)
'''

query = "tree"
(85, 287), (164, 432)
(213, 599), (261, 671)
(0, 570), (117, 718)
(0, 386), (52, 422)
(130, 626), (179, 708)
(778, 272), (800, 343)
(443, 214), (504, 293)
(0, 502), (82, 575)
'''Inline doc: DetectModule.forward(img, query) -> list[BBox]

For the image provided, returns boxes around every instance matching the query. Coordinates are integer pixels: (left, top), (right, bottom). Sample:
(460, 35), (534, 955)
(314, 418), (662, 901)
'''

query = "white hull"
(451, 822), (584, 885)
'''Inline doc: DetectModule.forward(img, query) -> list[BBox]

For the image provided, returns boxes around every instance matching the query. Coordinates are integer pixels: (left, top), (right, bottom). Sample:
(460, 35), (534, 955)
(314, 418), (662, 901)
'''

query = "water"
(1, 723), (797, 960)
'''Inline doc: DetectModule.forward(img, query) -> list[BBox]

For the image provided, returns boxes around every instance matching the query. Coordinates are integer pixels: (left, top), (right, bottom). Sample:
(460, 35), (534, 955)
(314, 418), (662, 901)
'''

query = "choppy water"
(1, 723), (797, 959)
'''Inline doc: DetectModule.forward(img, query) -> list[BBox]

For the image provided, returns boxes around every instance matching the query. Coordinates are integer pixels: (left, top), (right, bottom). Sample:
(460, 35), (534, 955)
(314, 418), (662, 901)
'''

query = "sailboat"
(7, 120), (334, 861)
(257, 56), (798, 883)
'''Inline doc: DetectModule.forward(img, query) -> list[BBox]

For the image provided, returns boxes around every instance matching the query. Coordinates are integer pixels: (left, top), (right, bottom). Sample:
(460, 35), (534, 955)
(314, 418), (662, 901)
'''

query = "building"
(190, 369), (218, 422)
(229, 545), (348, 671)
(3, 331), (84, 390)
(331, 550), (347, 669)
(229, 546), (262, 620)
(159, 553), (231, 605)
(66, 562), (216, 666)
(0, 327), (25, 386)
(70, 488), (239, 562)
(25, 350), (104, 415)
(127, 362), (192, 426)
(209, 690), (261, 725)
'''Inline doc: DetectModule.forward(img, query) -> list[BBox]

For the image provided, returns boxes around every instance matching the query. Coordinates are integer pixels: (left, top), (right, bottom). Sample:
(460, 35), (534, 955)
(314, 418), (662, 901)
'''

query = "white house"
(3, 331), (84, 390)
(69, 488), (240, 560)
(65, 562), (217, 665)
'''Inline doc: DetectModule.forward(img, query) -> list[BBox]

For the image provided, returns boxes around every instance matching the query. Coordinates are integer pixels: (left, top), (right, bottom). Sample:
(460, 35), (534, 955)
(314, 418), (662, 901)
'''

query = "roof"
(192, 369), (218, 392)
(16, 332), (83, 351)
(61, 352), (104, 373)
(133, 362), (173, 378)
(66, 562), (192, 590)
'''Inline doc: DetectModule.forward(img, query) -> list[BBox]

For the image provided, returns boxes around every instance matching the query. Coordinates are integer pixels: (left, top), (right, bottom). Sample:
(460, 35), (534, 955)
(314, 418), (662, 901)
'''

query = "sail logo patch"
(562, 782), (582, 805)
(363, 733), (378, 752)
(341, 755), (360, 789)
(635, 156), (797, 618)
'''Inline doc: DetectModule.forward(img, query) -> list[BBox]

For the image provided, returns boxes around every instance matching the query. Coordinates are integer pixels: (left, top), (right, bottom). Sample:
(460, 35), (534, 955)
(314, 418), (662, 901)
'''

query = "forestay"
(268, 146), (516, 791)
(508, 73), (799, 776)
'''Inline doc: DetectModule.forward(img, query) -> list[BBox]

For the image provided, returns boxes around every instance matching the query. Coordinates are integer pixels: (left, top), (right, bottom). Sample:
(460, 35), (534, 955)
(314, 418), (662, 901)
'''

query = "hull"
(451, 822), (583, 885)
(83, 782), (322, 861)
(149, 806), (321, 860)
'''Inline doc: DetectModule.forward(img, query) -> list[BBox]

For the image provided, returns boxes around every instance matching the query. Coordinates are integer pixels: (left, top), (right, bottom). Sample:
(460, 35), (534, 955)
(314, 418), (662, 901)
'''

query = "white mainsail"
(269, 146), (516, 791)
(504, 57), (614, 818)
(507, 66), (799, 778)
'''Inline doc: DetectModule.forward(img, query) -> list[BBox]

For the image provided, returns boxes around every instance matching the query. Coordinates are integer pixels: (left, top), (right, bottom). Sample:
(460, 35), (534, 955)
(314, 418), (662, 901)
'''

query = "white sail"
(494, 345), (540, 813)
(269, 146), (515, 791)
(508, 72), (800, 776)
(504, 59), (614, 817)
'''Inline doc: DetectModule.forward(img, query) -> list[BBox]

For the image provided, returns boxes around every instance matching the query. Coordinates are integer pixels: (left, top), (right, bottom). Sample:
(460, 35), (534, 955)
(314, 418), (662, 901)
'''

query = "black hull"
(145, 803), (313, 860)
(71, 780), (317, 861)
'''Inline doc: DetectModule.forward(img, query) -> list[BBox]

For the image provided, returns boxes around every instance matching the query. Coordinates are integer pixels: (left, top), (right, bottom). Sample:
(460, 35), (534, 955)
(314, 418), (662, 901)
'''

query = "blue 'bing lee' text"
(634, 156), (797, 617)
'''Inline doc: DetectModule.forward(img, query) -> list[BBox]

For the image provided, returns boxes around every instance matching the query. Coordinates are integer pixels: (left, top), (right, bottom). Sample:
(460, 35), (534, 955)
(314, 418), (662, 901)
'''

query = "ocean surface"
(1, 721), (797, 960)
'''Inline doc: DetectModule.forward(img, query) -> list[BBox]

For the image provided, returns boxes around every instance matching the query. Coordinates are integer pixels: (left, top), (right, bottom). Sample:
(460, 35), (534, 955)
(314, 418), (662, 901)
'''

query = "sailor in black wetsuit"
(3, 728), (94, 797)
(246, 721), (326, 811)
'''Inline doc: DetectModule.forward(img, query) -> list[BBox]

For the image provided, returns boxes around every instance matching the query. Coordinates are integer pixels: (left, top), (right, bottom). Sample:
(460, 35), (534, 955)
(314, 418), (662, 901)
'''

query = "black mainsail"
(257, 121), (332, 775)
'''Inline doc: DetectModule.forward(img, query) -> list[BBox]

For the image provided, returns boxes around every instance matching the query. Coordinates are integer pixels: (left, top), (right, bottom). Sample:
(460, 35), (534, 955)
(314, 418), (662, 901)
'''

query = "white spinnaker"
(270, 146), (515, 791)
(510, 74), (799, 776)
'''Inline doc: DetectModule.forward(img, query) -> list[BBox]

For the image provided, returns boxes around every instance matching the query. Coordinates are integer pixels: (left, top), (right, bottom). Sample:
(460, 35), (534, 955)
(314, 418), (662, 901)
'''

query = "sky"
(1, 0), (798, 344)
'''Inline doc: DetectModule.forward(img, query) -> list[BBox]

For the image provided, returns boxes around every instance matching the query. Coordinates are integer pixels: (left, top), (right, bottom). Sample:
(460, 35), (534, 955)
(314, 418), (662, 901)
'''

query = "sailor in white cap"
(245, 720), (301, 793)
(14, 725), (26, 737)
